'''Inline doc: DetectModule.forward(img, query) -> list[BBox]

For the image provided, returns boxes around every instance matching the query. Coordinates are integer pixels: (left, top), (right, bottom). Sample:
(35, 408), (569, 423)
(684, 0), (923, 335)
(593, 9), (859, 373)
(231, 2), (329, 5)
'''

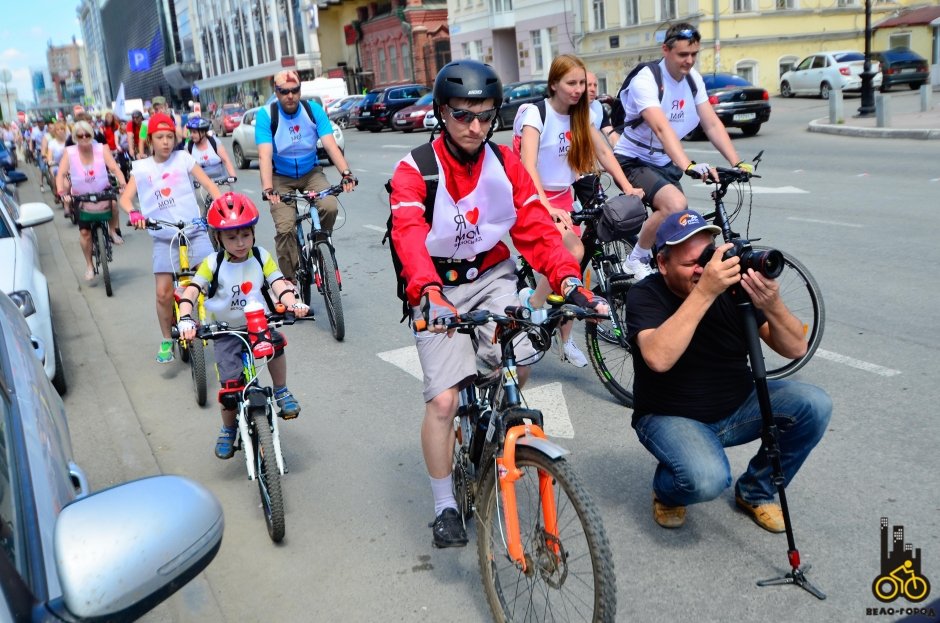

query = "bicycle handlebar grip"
(414, 318), (427, 332)
(170, 327), (180, 339)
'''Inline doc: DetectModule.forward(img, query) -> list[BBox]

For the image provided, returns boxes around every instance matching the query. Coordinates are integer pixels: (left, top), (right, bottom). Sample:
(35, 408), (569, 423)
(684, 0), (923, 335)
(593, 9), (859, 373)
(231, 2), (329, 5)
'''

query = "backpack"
(186, 134), (218, 155)
(382, 141), (507, 321)
(608, 61), (698, 132)
(270, 100), (315, 137)
(206, 247), (276, 311)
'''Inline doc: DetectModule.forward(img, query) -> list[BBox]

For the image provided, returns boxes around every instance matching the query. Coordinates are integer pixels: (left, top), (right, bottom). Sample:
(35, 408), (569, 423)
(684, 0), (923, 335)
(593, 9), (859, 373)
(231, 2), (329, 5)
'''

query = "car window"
(811, 56), (826, 69)
(534, 83), (548, 96)
(834, 52), (864, 63)
(510, 85), (532, 99)
(242, 110), (255, 126)
(0, 386), (24, 575)
(415, 92), (434, 106)
(796, 57), (813, 71)
(363, 92), (380, 106)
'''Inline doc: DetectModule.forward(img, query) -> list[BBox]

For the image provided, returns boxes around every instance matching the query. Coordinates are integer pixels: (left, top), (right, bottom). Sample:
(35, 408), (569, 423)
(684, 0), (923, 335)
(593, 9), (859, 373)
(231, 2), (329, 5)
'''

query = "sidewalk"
(808, 85), (940, 139)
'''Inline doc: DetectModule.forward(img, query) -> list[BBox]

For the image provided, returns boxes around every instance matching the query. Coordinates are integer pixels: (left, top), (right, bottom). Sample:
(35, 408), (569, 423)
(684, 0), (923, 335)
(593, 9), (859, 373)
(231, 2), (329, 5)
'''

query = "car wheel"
(52, 322), (67, 395)
(819, 82), (832, 100)
(336, 117), (348, 129)
(356, 125), (366, 132)
(232, 143), (248, 170)
(402, 128), (413, 133)
(492, 115), (503, 132)
(740, 123), (761, 137)
(908, 82), (924, 91)
(780, 81), (793, 98)
(369, 126), (382, 133)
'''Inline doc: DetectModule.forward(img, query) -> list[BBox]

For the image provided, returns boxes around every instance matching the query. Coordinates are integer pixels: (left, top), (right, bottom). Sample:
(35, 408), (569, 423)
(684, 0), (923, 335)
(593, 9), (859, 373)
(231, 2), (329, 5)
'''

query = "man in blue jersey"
(257, 70), (357, 281)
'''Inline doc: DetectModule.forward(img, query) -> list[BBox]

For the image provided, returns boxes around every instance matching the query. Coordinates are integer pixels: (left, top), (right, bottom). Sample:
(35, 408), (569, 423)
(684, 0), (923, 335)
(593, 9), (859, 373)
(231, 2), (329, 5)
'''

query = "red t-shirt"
(389, 137), (580, 305)
(125, 121), (141, 148)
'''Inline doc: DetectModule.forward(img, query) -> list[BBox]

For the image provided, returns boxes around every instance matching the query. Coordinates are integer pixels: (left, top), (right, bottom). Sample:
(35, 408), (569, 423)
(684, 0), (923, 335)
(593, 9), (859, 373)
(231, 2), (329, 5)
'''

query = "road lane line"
(688, 185), (809, 194)
(382, 144), (412, 149)
(787, 217), (863, 227)
(814, 349), (901, 377)
(377, 346), (576, 438)
(363, 224), (386, 233)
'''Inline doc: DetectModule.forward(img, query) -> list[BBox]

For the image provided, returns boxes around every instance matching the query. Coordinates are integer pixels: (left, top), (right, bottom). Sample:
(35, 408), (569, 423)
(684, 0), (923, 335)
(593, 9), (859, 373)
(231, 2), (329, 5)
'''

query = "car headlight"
(9, 290), (36, 317)
(410, 111), (425, 118)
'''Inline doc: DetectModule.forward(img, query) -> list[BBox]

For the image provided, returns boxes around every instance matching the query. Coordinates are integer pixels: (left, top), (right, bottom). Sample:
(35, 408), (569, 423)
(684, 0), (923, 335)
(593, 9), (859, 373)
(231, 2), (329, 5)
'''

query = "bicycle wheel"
(316, 243), (344, 341)
(753, 247), (825, 379)
(95, 226), (113, 296)
(297, 246), (313, 306)
(584, 283), (634, 407)
(252, 409), (285, 542)
(189, 338), (208, 407)
(477, 446), (616, 623)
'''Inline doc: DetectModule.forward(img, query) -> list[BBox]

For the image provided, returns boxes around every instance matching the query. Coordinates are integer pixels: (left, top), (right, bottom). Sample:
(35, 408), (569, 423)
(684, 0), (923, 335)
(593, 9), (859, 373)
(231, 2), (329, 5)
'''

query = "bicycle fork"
(239, 389), (287, 480)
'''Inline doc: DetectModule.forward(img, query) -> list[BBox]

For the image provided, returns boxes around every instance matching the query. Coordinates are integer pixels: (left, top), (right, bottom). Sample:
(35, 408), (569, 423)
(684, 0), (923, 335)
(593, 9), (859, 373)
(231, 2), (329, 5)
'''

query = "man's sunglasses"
(449, 107), (498, 124)
(666, 28), (700, 44)
(277, 86), (301, 95)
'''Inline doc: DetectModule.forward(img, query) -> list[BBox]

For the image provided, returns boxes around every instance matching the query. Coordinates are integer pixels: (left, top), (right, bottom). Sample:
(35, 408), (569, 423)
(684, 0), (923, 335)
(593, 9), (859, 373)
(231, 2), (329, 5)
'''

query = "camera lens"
(741, 248), (784, 279)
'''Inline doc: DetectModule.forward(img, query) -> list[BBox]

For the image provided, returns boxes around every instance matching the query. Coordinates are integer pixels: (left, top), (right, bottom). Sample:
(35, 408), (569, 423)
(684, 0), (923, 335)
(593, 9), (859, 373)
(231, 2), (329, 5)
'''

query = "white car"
(0, 190), (66, 393)
(231, 97), (345, 170)
(780, 51), (882, 99)
(423, 109), (440, 131)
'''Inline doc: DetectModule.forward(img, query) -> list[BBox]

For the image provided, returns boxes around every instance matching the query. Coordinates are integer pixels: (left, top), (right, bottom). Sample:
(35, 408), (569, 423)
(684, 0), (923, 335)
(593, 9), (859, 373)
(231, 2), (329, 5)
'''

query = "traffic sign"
(191, 85), (200, 99)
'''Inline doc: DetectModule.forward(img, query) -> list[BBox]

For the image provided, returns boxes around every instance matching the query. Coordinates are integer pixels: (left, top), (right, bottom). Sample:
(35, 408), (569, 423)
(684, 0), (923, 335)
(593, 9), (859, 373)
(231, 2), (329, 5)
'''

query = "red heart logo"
(87, 169), (94, 176)
(565, 130), (572, 141)
(160, 188), (172, 197)
(203, 155), (209, 160)
(678, 99), (686, 109)
(240, 282), (252, 295)
(162, 173), (171, 179)
(293, 125), (300, 132)
(466, 207), (479, 225)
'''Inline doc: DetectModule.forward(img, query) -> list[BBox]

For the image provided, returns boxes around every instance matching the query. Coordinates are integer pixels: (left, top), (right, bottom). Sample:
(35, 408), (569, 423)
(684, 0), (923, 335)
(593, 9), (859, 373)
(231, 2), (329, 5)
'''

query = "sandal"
(84, 267), (95, 282)
(215, 425), (238, 459)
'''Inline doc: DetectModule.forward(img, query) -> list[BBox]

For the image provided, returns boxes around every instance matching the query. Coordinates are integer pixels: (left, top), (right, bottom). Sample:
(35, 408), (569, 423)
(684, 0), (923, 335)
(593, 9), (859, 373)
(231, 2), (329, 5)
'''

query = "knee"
(155, 285), (174, 307)
(320, 196), (338, 217)
(565, 235), (584, 261)
(676, 460), (732, 503)
(426, 390), (458, 425)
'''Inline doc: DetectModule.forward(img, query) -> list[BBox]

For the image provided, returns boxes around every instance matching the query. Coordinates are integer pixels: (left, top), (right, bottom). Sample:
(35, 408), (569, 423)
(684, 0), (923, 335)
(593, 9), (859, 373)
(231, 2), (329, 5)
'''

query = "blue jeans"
(633, 380), (831, 507)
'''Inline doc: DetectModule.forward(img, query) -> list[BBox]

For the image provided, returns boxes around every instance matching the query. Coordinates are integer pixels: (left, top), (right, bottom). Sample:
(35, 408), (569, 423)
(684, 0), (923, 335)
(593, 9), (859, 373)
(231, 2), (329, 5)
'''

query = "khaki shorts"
(413, 260), (537, 403)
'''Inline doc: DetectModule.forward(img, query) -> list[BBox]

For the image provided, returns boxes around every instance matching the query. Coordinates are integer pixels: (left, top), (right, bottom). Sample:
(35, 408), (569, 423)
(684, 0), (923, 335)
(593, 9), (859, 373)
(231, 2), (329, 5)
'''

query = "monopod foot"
(757, 565), (826, 600)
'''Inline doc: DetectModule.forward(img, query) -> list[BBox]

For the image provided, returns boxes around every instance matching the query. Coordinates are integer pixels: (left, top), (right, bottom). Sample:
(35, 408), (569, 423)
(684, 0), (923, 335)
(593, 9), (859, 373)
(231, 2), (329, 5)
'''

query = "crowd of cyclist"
(15, 21), (829, 555)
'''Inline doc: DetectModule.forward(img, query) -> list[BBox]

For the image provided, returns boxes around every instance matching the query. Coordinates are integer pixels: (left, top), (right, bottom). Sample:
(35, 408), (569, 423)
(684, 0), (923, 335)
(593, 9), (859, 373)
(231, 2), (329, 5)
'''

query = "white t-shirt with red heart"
(131, 150), (202, 240)
(512, 101), (599, 192)
(190, 140), (224, 179)
(195, 246), (283, 325)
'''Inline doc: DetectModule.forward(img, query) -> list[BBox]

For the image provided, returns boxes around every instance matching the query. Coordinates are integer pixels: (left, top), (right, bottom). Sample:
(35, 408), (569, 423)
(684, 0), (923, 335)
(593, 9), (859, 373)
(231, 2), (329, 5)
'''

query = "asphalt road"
(29, 91), (940, 622)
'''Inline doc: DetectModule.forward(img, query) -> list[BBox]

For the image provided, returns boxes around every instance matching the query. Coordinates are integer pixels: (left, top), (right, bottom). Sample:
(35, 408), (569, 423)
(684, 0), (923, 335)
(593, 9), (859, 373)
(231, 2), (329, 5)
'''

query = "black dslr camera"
(697, 239), (784, 279)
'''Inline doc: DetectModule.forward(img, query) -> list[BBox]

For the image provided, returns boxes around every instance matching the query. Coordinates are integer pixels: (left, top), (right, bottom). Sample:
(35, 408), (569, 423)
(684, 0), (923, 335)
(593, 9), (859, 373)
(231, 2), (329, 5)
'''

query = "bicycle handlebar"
(414, 303), (607, 336)
(71, 190), (119, 202)
(262, 184), (345, 203)
(193, 176), (237, 188)
(684, 166), (761, 185)
(127, 217), (206, 232)
(172, 310), (311, 341)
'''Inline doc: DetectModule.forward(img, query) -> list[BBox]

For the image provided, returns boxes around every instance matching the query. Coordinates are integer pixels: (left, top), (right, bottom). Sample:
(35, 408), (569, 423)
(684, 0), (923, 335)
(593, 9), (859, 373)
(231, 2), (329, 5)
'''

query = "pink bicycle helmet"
(207, 192), (259, 230)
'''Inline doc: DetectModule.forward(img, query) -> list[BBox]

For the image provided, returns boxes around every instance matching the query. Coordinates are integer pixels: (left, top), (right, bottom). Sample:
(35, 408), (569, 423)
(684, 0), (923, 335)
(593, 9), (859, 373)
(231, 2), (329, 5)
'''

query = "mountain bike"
(193, 176), (236, 251)
(182, 310), (309, 542)
(73, 190), (119, 297)
(144, 217), (211, 407)
(267, 185), (346, 341)
(423, 303), (616, 622)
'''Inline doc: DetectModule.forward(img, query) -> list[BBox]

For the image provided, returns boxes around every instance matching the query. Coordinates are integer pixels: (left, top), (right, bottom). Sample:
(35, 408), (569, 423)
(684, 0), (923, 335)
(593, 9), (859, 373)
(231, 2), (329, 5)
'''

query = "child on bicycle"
(119, 113), (222, 364)
(176, 192), (308, 459)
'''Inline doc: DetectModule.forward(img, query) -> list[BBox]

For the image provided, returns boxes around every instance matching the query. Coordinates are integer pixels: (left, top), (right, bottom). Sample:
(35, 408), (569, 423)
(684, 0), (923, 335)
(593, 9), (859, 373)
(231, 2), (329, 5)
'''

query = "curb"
(807, 118), (940, 139)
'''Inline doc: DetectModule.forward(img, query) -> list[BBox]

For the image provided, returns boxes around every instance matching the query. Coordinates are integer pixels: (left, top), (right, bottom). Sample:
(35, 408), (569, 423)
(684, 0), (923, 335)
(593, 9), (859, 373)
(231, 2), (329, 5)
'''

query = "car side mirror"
(48, 475), (223, 622)
(15, 202), (55, 228)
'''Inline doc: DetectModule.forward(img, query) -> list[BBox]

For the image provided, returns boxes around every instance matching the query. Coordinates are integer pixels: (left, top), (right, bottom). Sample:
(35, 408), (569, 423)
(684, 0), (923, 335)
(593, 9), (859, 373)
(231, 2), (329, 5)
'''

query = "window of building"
(493, 0), (512, 11)
(733, 0), (754, 12)
(531, 30), (543, 72)
(836, 0), (858, 6)
(434, 39), (451, 73)
(775, 0), (796, 9)
(778, 55), (799, 77)
(402, 43), (412, 81)
(389, 45), (399, 81)
(888, 33), (911, 49)
(735, 61), (756, 83)
(593, 0), (606, 30)
(548, 27), (559, 59)
(462, 42), (471, 59)
(378, 48), (386, 83)
(623, 0), (638, 25)
(597, 75), (608, 95)
(661, 0), (676, 20)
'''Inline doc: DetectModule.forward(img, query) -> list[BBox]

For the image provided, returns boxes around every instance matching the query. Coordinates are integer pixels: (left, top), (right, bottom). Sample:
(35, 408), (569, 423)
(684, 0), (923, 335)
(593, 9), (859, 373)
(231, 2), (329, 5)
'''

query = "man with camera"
(625, 209), (831, 532)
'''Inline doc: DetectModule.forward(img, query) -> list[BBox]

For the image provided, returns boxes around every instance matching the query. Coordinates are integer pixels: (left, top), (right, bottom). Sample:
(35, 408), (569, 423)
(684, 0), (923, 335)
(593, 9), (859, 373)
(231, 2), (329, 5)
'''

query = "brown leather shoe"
(653, 494), (686, 528)
(735, 494), (785, 533)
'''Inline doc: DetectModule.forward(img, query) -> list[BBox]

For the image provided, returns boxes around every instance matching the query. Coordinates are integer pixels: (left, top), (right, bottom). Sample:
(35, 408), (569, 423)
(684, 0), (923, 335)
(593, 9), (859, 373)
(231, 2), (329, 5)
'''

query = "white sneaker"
(563, 338), (589, 368)
(623, 255), (654, 280)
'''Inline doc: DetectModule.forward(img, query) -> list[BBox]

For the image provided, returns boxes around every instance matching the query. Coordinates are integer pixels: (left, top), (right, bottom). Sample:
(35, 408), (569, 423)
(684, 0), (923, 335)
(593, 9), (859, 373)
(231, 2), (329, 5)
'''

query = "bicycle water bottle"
(244, 302), (274, 358)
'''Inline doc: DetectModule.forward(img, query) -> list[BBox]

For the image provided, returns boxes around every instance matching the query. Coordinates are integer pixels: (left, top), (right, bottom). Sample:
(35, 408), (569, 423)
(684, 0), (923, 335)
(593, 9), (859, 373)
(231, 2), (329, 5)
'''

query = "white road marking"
(353, 168), (369, 173)
(363, 224), (386, 233)
(814, 349), (901, 377)
(787, 217), (863, 228)
(688, 184), (809, 194)
(377, 346), (577, 438)
(382, 144), (413, 149)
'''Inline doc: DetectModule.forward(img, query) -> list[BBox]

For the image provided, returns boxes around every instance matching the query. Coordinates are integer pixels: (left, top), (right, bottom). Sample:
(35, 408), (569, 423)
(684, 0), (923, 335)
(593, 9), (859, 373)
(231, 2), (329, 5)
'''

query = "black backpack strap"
(411, 141), (439, 223)
(253, 247), (277, 310)
(208, 134), (218, 154)
(269, 102), (279, 135)
(186, 139), (194, 154)
(535, 99), (547, 126)
(206, 249), (226, 299)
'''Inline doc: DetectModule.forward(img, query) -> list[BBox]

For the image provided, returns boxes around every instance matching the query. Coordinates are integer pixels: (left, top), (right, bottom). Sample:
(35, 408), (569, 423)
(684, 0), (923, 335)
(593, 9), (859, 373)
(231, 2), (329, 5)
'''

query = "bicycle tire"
(476, 446), (616, 623)
(584, 284), (634, 407)
(753, 247), (825, 379)
(95, 226), (113, 296)
(297, 247), (313, 307)
(189, 338), (208, 407)
(316, 243), (344, 341)
(253, 408), (285, 542)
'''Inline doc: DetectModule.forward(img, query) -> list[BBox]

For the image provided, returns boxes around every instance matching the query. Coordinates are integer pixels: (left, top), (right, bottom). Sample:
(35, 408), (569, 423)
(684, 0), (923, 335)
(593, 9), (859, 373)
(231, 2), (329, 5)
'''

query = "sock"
(273, 385), (287, 397)
(430, 474), (457, 516)
(629, 245), (652, 261)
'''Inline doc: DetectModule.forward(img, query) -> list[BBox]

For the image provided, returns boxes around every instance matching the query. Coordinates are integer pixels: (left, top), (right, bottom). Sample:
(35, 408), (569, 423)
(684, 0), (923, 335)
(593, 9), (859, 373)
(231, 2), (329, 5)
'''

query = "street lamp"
(857, 0), (876, 117)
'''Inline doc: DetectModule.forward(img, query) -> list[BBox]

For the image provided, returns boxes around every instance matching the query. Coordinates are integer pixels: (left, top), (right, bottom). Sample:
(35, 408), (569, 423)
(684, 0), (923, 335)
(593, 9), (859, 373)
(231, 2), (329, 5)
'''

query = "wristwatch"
(561, 277), (583, 297)
(341, 169), (352, 177)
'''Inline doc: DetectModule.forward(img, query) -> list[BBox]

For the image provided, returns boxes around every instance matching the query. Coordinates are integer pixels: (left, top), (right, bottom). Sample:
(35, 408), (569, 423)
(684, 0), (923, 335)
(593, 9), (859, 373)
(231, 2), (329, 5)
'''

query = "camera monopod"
(733, 291), (826, 600)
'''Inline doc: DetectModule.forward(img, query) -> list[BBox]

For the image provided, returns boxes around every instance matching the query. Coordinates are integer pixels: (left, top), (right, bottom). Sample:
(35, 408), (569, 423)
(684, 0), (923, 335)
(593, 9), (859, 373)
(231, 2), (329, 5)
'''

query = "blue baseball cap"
(655, 209), (721, 253)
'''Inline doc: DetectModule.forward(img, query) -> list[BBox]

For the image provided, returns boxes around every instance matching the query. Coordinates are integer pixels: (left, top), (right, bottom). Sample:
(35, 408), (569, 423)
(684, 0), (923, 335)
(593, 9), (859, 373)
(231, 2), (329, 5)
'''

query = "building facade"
(46, 39), (86, 105)
(77, 0), (112, 108)
(100, 0), (173, 104)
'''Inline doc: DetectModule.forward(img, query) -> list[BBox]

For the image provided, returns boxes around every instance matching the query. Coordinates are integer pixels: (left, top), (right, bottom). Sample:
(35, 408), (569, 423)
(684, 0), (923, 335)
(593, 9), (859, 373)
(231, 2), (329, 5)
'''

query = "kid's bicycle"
(144, 217), (210, 406)
(423, 302), (617, 622)
(182, 309), (309, 542)
(266, 185), (346, 341)
(73, 189), (119, 297)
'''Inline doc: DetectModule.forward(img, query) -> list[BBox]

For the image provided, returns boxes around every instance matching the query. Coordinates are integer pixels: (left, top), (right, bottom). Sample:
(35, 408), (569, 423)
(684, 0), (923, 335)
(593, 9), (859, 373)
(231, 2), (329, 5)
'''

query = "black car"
(494, 80), (548, 131)
(353, 84), (431, 132)
(688, 73), (771, 139)
(871, 48), (929, 92)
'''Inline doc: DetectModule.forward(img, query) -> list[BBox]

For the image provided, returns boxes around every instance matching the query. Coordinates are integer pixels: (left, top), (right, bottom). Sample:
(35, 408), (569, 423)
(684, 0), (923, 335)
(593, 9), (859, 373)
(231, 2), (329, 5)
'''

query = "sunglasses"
(666, 28), (700, 44)
(449, 107), (498, 124)
(74, 133), (92, 139)
(277, 86), (301, 95)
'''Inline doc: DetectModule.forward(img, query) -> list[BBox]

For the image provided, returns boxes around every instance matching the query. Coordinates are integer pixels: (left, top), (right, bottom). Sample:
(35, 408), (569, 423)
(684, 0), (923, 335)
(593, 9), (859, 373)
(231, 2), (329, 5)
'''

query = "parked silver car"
(780, 51), (882, 99)
(231, 96), (345, 170)
(0, 291), (224, 621)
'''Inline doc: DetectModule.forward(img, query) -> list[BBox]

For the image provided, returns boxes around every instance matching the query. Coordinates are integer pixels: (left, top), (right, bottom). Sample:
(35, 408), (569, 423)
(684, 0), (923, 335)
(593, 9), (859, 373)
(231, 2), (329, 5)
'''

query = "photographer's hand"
(697, 242), (741, 299)
(740, 268), (779, 311)
(743, 268), (809, 359)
